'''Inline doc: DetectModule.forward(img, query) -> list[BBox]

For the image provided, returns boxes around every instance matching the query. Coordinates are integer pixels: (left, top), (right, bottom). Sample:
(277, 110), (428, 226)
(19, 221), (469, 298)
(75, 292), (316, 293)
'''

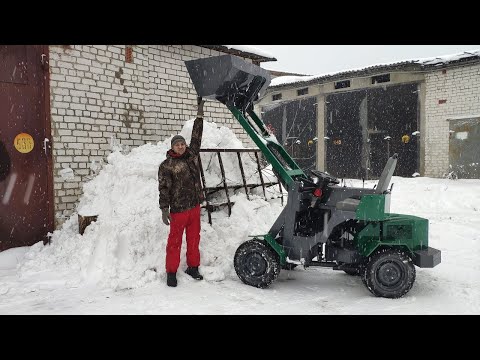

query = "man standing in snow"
(158, 96), (206, 287)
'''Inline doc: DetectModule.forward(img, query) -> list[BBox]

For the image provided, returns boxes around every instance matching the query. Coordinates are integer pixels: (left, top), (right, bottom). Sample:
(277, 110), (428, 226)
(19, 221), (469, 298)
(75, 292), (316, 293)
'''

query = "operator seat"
(335, 154), (398, 212)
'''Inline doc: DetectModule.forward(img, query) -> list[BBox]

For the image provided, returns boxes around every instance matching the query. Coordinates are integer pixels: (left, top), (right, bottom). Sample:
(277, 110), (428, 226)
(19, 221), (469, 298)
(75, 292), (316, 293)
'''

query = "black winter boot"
(167, 272), (177, 287)
(185, 267), (203, 280)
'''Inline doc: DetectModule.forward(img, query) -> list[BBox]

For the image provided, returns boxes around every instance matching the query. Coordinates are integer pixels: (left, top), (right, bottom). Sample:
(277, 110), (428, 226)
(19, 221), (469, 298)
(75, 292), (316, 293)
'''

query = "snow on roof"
(200, 45), (277, 63)
(270, 49), (480, 88)
(224, 45), (275, 60)
(200, 45), (276, 63)
(271, 74), (325, 87)
(418, 49), (480, 65)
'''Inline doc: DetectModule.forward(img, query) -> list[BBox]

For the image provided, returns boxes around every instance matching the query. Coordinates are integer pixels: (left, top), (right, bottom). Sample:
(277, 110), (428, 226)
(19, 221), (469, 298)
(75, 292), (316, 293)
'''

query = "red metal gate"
(0, 45), (53, 251)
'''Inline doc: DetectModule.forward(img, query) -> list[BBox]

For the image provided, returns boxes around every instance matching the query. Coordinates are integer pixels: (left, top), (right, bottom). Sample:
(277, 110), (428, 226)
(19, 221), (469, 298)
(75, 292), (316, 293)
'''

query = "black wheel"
(363, 248), (416, 298)
(234, 239), (280, 289)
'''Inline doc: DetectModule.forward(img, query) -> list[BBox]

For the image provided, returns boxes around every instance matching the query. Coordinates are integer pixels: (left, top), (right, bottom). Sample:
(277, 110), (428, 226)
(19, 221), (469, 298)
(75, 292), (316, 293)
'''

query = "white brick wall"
(49, 45), (255, 224)
(424, 64), (480, 177)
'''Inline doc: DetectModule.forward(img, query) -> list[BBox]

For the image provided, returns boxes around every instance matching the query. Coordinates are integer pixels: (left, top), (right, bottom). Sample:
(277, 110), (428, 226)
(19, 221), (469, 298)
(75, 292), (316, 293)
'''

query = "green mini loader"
(185, 55), (441, 298)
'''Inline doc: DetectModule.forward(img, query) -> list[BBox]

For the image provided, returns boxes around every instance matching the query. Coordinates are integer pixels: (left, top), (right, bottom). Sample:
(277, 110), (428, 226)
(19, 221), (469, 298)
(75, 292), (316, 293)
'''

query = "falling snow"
(0, 119), (479, 314)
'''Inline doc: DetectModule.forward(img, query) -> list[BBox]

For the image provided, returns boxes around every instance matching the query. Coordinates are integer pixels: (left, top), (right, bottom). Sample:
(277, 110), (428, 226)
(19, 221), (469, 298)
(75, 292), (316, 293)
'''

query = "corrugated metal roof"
(269, 49), (480, 89)
(199, 45), (277, 63)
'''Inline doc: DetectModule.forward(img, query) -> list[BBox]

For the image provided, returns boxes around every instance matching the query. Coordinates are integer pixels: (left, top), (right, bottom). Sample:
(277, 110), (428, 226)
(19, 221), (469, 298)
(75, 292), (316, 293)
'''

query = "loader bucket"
(185, 54), (271, 111)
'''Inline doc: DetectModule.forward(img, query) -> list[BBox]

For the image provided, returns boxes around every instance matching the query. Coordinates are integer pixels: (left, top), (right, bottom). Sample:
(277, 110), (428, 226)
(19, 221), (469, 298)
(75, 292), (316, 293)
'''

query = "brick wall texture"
(49, 45), (254, 224)
(424, 64), (480, 177)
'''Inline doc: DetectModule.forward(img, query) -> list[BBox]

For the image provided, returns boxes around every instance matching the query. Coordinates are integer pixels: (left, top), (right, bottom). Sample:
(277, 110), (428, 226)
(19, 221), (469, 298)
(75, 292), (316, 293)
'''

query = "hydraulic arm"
(185, 54), (308, 190)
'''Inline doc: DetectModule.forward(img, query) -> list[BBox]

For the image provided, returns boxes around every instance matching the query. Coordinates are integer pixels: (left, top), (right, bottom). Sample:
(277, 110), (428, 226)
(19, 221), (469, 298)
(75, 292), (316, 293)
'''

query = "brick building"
(0, 45), (276, 251)
(256, 50), (480, 180)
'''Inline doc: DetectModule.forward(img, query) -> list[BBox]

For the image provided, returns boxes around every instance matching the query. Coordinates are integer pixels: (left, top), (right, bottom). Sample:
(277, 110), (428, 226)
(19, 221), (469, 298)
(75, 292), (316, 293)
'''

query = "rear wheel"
(234, 239), (280, 289)
(363, 248), (416, 298)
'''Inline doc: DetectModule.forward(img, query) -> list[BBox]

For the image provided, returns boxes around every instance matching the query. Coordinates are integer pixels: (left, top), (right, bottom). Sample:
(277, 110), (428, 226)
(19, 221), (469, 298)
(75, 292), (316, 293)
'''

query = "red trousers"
(165, 204), (201, 273)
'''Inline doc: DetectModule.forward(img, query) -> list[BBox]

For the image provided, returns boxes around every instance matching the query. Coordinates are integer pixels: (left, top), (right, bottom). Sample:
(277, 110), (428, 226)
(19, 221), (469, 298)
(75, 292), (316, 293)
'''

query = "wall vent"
(297, 87), (309, 96)
(372, 74), (390, 84)
(334, 80), (351, 89)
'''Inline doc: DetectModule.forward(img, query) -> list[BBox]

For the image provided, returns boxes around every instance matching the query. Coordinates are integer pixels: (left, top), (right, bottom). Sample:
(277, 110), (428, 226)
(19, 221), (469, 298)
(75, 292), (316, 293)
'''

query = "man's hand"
(197, 96), (205, 118)
(161, 208), (171, 226)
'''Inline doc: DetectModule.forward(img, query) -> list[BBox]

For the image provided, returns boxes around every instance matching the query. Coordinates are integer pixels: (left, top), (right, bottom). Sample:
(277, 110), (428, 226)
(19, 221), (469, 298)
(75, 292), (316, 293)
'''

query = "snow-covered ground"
(1, 119), (479, 314)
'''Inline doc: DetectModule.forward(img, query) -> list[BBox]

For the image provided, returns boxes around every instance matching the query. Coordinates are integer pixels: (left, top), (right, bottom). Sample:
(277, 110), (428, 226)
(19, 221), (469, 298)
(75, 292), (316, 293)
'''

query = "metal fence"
(198, 148), (283, 224)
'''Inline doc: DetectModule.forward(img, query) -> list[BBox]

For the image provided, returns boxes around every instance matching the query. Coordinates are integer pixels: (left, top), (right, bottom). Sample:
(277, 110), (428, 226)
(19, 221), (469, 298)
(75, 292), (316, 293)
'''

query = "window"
(334, 80), (351, 89)
(372, 74), (390, 84)
(272, 93), (282, 101)
(297, 88), (308, 96)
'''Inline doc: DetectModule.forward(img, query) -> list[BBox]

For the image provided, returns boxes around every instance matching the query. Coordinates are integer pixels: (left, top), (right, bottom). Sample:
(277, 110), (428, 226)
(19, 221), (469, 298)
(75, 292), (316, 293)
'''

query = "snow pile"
(18, 119), (283, 290)
(0, 247), (29, 271)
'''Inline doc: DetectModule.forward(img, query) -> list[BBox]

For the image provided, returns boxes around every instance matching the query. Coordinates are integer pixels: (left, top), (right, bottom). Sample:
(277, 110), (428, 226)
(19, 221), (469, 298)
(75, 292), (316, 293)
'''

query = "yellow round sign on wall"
(14, 133), (34, 153)
(401, 134), (410, 144)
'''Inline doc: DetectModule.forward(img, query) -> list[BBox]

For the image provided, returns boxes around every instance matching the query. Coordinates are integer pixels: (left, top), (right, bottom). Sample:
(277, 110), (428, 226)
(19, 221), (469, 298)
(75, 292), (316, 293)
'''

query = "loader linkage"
(185, 54), (441, 298)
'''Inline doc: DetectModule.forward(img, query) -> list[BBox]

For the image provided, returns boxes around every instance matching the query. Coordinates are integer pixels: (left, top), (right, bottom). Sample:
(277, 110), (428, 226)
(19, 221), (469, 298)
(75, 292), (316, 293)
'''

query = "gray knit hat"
(171, 135), (186, 147)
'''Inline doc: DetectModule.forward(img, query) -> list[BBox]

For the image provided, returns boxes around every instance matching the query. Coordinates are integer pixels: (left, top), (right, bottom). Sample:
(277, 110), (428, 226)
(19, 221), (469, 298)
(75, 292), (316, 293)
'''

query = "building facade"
(0, 45), (275, 251)
(256, 51), (480, 180)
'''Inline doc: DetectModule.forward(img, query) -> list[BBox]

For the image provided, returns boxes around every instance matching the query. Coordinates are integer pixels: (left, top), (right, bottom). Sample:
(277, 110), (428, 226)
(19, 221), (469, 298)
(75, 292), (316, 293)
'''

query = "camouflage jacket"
(158, 117), (205, 213)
